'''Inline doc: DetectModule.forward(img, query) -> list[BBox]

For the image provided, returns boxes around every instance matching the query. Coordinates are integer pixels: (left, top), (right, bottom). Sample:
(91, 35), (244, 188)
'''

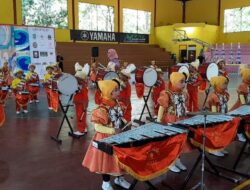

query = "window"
(123, 8), (151, 34)
(22, 0), (68, 29)
(78, 2), (114, 32)
(224, 6), (250, 33)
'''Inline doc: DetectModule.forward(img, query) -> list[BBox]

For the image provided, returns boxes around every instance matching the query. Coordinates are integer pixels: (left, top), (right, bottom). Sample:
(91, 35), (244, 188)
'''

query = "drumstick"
(80, 110), (86, 122)
(121, 121), (132, 131)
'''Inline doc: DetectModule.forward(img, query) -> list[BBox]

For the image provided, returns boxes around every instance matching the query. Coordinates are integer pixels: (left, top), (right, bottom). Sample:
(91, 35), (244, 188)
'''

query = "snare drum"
(57, 73), (78, 96)
(96, 71), (119, 81)
(135, 67), (157, 87)
(29, 83), (39, 87)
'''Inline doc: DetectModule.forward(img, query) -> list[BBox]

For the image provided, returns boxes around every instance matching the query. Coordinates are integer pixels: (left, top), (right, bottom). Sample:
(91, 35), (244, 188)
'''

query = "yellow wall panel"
(156, 0), (182, 26)
(0, 0), (14, 24)
(186, 0), (218, 25)
(155, 23), (219, 60)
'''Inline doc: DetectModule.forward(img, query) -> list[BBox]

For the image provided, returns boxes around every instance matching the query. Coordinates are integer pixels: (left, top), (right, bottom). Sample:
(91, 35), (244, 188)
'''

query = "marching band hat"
(75, 70), (87, 80)
(75, 62), (83, 72)
(28, 64), (36, 69)
(190, 59), (200, 70)
(46, 65), (53, 70)
(120, 69), (131, 78)
(14, 69), (24, 76)
(216, 59), (225, 65)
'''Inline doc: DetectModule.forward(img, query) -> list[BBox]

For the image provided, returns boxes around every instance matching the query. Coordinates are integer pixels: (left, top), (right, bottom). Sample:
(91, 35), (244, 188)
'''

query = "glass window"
(224, 6), (250, 33)
(123, 8), (151, 34)
(78, 2), (114, 32)
(22, 0), (68, 29)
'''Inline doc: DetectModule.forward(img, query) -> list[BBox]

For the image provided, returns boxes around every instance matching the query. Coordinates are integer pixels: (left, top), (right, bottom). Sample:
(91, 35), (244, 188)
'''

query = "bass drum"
(169, 65), (189, 79)
(57, 73), (78, 95)
(96, 71), (119, 81)
(135, 67), (157, 87)
(199, 63), (218, 81)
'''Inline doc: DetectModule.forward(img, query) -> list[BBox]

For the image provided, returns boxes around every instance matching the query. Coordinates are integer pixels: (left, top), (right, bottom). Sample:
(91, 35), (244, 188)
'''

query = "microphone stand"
(192, 82), (211, 190)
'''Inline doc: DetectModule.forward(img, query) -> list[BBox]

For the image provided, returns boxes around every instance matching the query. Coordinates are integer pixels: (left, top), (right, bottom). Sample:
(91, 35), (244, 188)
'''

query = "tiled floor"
(0, 73), (249, 190)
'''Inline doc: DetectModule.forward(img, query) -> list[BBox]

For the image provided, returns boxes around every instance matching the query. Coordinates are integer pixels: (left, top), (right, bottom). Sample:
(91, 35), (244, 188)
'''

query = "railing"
(173, 29), (212, 48)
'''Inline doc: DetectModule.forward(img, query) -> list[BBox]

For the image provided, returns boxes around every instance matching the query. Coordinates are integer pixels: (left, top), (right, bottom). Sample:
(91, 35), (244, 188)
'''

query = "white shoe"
(73, 131), (85, 136)
(102, 181), (113, 190)
(114, 176), (131, 189)
(175, 158), (187, 171)
(29, 100), (33, 104)
(84, 128), (88, 133)
(237, 133), (246, 142)
(210, 151), (224, 157)
(221, 150), (229, 155)
(23, 110), (28, 114)
(48, 107), (53, 110)
(16, 111), (20, 114)
(169, 164), (181, 173)
(35, 100), (39, 103)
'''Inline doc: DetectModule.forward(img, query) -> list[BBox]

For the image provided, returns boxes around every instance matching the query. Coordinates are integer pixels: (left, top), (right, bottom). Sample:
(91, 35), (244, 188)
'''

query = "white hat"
(216, 59), (225, 65)
(75, 70), (87, 80)
(75, 62), (83, 72)
(156, 68), (163, 73)
(120, 69), (131, 78)
(190, 59), (200, 70)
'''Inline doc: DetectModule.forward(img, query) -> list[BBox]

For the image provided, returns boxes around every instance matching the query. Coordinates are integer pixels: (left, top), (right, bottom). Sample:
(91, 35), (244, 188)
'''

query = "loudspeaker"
(92, 47), (99, 57)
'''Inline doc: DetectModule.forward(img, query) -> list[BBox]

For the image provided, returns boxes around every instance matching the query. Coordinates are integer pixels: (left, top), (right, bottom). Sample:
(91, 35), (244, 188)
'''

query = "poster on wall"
(29, 27), (56, 79)
(0, 25), (15, 70)
(0, 25), (56, 79)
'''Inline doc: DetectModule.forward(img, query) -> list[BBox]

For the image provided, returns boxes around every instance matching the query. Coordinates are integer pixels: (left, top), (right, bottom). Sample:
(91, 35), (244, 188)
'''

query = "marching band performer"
(25, 64), (40, 103)
(0, 68), (6, 126)
(82, 80), (131, 190)
(150, 60), (158, 69)
(216, 59), (229, 79)
(207, 76), (230, 156)
(73, 69), (89, 136)
(50, 63), (63, 112)
(231, 69), (250, 142)
(157, 72), (189, 173)
(107, 49), (120, 72)
(152, 68), (165, 115)
(11, 70), (29, 114)
(187, 60), (202, 112)
(2, 61), (12, 87)
(0, 68), (9, 105)
(43, 65), (53, 110)
(118, 69), (132, 122)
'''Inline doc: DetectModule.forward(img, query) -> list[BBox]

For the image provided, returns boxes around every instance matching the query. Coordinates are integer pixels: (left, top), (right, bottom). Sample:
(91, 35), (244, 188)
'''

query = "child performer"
(107, 49), (120, 72)
(187, 60), (202, 112)
(2, 61), (12, 87)
(216, 59), (229, 79)
(118, 69), (132, 122)
(152, 68), (165, 115)
(25, 64), (40, 103)
(150, 60), (158, 69)
(11, 70), (29, 114)
(0, 68), (6, 126)
(73, 69), (88, 136)
(157, 72), (189, 173)
(82, 80), (131, 190)
(0, 68), (9, 105)
(43, 65), (53, 110)
(207, 76), (230, 156)
(231, 69), (250, 142)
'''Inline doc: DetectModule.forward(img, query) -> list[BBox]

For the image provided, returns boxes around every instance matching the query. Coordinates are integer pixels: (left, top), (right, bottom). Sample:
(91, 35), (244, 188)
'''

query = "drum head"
(82, 63), (90, 76)
(103, 71), (119, 80)
(143, 68), (157, 87)
(206, 63), (219, 81)
(57, 73), (78, 95)
(178, 66), (189, 79)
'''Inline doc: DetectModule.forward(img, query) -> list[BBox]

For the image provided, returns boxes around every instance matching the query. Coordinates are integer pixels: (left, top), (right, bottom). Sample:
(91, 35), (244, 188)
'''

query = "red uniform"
(73, 82), (88, 133)
(152, 78), (165, 115)
(26, 72), (40, 102)
(187, 73), (202, 112)
(118, 81), (132, 122)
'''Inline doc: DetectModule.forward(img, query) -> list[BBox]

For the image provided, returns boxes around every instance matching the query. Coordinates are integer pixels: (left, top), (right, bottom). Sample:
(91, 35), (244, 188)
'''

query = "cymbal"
(186, 111), (224, 116)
